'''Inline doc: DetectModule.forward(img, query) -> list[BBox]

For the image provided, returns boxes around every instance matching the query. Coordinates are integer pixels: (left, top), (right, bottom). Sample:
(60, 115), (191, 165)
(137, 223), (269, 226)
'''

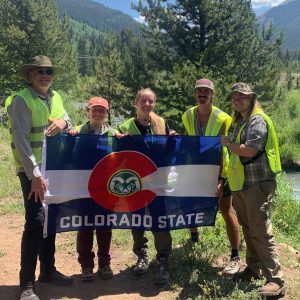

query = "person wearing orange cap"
(69, 96), (117, 282)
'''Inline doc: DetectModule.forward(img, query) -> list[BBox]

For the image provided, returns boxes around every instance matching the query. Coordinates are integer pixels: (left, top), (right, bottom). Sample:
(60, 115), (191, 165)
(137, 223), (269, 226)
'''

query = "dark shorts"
(222, 178), (231, 198)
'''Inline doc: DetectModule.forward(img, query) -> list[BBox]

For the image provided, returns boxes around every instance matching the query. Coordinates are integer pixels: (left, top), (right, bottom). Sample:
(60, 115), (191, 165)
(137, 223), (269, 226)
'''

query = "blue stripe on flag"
(43, 134), (221, 236)
(45, 196), (218, 235)
(45, 134), (221, 170)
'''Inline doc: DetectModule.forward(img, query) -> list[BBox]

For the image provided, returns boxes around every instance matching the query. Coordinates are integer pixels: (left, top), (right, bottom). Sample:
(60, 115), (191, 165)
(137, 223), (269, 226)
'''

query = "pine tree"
(0, 0), (78, 94)
(90, 37), (131, 125)
(135, 0), (283, 102)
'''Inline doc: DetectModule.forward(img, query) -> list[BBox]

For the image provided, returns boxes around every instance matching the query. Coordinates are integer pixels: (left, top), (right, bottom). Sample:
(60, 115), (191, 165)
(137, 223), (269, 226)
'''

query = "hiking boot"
(154, 257), (170, 285)
(222, 256), (241, 276)
(134, 256), (149, 276)
(232, 266), (260, 282)
(258, 282), (286, 297)
(38, 269), (73, 286)
(98, 265), (113, 280)
(20, 283), (40, 300)
(81, 267), (95, 282)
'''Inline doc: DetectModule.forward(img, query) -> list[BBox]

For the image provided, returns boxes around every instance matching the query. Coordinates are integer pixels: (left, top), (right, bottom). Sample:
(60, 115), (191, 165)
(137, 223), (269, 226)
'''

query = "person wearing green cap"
(5, 55), (73, 300)
(221, 82), (284, 297)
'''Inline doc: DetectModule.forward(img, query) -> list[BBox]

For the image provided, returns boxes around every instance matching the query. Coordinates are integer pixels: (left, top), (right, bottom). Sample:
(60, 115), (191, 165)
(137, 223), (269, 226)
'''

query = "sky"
(94, 0), (287, 21)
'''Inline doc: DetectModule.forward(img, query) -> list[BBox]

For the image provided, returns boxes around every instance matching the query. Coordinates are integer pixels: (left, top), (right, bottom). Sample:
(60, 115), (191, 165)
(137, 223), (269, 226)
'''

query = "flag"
(42, 134), (221, 236)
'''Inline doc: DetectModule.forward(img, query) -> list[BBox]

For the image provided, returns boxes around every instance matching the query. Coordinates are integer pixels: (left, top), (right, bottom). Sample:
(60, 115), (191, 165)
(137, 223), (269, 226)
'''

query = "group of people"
(6, 55), (285, 300)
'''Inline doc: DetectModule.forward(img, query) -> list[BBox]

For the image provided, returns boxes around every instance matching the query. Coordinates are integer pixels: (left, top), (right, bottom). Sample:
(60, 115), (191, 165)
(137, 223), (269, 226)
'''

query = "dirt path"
(0, 214), (176, 300)
(0, 214), (299, 300)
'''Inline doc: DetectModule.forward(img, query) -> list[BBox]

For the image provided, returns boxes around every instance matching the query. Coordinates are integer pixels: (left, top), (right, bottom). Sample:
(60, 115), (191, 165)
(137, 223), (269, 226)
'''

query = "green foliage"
(258, 0), (300, 49)
(0, 127), (21, 199)
(0, 0), (78, 95)
(273, 173), (300, 245)
(88, 36), (133, 125)
(168, 217), (262, 299)
(271, 90), (300, 165)
(135, 0), (282, 103)
(57, 0), (142, 35)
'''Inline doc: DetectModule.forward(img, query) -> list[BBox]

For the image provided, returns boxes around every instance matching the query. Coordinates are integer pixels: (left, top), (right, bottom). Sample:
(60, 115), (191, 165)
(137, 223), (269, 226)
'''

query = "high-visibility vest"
(6, 88), (65, 168)
(118, 117), (166, 135)
(182, 105), (232, 177)
(228, 109), (281, 192)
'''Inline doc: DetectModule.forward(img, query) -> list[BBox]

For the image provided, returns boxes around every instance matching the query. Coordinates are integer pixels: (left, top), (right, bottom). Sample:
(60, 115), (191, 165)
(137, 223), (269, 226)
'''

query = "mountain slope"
(258, 0), (300, 49)
(56, 0), (142, 34)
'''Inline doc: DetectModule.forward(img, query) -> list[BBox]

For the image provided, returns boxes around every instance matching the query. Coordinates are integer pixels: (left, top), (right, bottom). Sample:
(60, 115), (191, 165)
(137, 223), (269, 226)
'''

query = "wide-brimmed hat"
(195, 78), (214, 91)
(87, 97), (109, 110)
(20, 55), (64, 81)
(228, 82), (257, 100)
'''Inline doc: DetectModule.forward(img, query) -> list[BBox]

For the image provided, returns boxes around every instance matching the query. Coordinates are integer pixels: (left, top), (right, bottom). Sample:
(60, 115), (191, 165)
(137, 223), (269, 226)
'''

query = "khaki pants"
(232, 181), (283, 285)
(132, 230), (172, 260)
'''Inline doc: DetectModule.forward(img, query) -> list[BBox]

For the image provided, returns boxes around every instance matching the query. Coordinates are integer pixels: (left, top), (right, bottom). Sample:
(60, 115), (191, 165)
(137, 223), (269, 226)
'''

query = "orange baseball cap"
(87, 97), (109, 110)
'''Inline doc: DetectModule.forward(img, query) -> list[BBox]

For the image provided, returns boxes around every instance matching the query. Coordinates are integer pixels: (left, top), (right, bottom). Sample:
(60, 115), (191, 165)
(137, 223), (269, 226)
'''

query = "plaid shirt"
(232, 114), (275, 189)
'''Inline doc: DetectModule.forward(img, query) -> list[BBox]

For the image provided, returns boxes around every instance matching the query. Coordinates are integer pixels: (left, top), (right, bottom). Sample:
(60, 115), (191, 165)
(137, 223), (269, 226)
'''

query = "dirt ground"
(0, 213), (299, 300)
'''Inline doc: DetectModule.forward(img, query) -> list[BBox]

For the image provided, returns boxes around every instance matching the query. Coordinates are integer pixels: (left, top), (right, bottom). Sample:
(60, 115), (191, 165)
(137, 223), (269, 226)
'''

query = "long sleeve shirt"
(7, 86), (71, 180)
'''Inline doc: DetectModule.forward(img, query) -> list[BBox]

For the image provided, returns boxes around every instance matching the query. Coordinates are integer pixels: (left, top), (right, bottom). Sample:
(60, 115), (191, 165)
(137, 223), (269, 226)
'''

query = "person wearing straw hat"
(5, 55), (73, 300)
(182, 78), (241, 276)
(221, 82), (285, 297)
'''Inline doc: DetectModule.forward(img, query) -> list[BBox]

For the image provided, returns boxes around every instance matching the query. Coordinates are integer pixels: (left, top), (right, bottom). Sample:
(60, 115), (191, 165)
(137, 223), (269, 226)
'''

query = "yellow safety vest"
(182, 105), (232, 177)
(118, 117), (166, 135)
(228, 109), (281, 192)
(6, 88), (65, 168)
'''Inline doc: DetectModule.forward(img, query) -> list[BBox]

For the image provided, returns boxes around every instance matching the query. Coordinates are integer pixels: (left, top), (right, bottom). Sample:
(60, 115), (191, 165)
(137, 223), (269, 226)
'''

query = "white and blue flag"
(42, 134), (221, 236)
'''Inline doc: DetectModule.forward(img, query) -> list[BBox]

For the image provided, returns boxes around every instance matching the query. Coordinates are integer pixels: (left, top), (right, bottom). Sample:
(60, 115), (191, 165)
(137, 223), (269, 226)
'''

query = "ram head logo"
(108, 170), (141, 196)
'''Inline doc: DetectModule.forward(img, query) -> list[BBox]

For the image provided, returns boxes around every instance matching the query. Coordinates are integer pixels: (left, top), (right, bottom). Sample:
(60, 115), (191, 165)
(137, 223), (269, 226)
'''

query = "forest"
(1, 0), (300, 165)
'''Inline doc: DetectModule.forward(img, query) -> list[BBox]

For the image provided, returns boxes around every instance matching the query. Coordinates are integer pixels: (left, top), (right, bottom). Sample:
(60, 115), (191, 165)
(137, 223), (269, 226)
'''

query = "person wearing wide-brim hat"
(5, 55), (73, 300)
(19, 55), (64, 82)
(221, 82), (285, 297)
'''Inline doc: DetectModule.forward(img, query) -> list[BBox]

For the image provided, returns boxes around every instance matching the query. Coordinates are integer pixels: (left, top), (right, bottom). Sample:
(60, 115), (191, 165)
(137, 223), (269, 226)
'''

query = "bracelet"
(226, 141), (231, 147)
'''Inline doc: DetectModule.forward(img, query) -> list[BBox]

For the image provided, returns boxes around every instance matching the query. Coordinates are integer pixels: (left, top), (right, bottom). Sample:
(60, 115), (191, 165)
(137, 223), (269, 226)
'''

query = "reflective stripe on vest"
(118, 117), (166, 135)
(182, 105), (231, 177)
(7, 88), (65, 168)
(228, 109), (281, 192)
(182, 105), (231, 136)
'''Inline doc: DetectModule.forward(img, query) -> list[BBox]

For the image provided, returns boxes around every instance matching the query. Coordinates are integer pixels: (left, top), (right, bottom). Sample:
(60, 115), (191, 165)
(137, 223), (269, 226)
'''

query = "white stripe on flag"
(44, 165), (219, 204)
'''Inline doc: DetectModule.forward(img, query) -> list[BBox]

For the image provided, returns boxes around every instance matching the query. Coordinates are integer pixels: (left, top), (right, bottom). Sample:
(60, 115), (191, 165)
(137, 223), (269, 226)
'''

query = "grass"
(0, 126), (23, 214)
(1, 119), (300, 299)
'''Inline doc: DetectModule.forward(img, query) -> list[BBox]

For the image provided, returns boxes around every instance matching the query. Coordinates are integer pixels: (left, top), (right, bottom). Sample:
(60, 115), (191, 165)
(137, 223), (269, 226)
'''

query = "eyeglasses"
(35, 68), (54, 75)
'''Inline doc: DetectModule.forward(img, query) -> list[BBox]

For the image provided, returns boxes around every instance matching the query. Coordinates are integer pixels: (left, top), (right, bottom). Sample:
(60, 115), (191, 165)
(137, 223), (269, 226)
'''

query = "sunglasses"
(35, 68), (54, 75)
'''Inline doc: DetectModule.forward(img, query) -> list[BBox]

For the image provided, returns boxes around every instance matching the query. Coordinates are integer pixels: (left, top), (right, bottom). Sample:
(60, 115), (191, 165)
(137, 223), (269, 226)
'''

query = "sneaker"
(98, 265), (113, 280)
(134, 256), (149, 276)
(154, 257), (170, 285)
(258, 282), (285, 297)
(38, 269), (73, 286)
(232, 266), (260, 282)
(20, 283), (40, 300)
(222, 256), (241, 276)
(81, 267), (95, 282)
